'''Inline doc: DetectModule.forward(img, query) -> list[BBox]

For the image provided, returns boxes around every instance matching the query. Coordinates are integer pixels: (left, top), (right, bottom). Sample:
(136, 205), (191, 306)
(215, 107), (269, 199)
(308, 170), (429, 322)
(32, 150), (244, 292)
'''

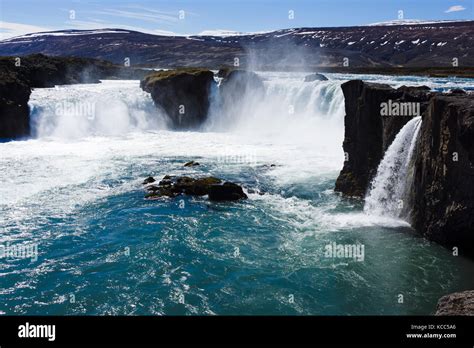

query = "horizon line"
(1, 18), (473, 41)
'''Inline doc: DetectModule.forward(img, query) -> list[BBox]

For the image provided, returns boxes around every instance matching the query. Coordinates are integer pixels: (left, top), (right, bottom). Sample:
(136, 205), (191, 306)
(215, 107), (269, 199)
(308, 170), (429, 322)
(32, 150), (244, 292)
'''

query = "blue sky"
(0, 0), (472, 38)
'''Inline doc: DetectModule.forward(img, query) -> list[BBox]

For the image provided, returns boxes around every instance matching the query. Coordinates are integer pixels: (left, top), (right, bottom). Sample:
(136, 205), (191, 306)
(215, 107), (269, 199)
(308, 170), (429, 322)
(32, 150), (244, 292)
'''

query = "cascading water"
(3, 73), (472, 316)
(205, 72), (346, 152)
(29, 80), (167, 139)
(364, 116), (422, 218)
(29, 74), (346, 147)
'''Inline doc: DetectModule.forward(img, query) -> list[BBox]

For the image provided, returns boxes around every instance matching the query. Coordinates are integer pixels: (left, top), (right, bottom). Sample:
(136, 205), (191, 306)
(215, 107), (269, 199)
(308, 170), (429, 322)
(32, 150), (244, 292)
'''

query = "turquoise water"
(1, 152), (473, 315)
(1, 75), (473, 315)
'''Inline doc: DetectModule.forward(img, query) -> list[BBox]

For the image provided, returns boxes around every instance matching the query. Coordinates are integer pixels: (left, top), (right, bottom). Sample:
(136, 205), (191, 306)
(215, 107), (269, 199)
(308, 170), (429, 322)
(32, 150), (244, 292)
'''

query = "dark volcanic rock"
(336, 80), (474, 256)
(448, 88), (467, 95)
(176, 176), (222, 196)
(410, 94), (474, 256)
(208, 182), (248, 201)
(142, 176), (156, 185)
(184, 160), (200, 167)
(217, 69), (265, 117)
(144, 175), (247, 202)
(219, 70), (265, 99)
(0, 70), (31, 139)
(217, 67), (232, 78)
(140, 68), (216, 129)
(334, 80), (434, 197)
(436, 290), (474, 315)
(1, 54), (148, 87)
(334, 80), (385, 197)
(0, 54), (149, 139)
(217, 68), (265, 89)
(304, 73), (328, 82)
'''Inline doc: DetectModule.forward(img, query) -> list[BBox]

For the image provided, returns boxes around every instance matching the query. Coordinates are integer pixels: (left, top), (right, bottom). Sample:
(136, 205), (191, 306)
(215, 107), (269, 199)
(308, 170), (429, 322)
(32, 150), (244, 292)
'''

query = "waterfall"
(205, 71), (346, 154)
(364, 116), (422, 219)
(29, 80), (166, 139)
(29, 74), (346, 157)
(206, 72), (345, 132)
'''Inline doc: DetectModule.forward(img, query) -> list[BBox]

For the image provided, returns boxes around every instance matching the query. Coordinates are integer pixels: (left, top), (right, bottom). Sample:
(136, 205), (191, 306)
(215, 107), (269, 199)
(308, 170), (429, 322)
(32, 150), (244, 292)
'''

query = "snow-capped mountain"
(0, 20), (472, 68)
(367, 19), (467, 26)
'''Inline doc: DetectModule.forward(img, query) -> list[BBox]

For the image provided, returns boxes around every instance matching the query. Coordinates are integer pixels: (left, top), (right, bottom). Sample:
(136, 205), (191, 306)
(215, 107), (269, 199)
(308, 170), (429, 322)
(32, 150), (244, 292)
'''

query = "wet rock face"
(143, 175), (247, 202)
(219, 70), (264, 92)
(411, 95), (474, 256)
(208, 182), (248, 201)
(0, 72), (31, 139)
(214, 69), (265, 127)
(218, 69), (265, 109)
(436, 290), (474, 315)
(217, 67), (232, 79)
(335, 80), (434, 197)
(142, 176), (156, 185)
(140, 68), (216, 129)
(335, 80), (383, 197)
(184, 160), (200, 167)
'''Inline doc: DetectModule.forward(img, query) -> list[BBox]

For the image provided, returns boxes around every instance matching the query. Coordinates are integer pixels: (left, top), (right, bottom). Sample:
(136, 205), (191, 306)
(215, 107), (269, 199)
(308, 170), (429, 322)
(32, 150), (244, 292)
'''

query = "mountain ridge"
(1, 21), (473, 69)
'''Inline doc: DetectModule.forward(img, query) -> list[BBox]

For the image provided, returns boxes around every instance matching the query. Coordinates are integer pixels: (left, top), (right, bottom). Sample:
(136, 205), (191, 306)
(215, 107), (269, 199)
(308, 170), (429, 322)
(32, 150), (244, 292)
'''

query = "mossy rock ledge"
(140, 68), (216, 129)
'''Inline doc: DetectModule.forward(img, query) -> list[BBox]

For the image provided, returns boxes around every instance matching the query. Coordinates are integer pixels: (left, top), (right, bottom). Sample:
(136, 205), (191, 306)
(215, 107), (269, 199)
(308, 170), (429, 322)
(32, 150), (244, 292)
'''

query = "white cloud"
(0, 5), (199, 40)
(121, 5), (198, 18)
(0, 21), (52, 40)
(88, 8), (179, 24)
(445, 5), (466, 13)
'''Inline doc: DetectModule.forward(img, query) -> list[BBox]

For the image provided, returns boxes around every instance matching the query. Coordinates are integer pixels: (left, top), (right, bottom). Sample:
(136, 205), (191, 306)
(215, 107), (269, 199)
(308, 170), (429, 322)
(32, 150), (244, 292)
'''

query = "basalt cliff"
(335, 80), (474, 258)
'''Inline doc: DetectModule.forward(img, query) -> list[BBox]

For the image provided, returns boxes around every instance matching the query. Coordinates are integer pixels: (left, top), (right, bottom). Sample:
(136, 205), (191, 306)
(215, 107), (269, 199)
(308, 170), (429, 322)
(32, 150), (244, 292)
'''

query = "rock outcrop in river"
(0, 54), (148, 139)
(217, 69), (265, 114)
(218, 69), (264, 93)
(140, 68), (215, 129)
(143, 175), (248, 202)
(140, 68), (265, 129)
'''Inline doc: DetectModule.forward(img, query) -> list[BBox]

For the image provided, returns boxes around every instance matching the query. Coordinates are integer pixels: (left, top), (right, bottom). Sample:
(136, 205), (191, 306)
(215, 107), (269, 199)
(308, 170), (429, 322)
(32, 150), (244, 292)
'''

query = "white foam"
(1, 72), (471, 242)
(29, 80), (166, 139)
